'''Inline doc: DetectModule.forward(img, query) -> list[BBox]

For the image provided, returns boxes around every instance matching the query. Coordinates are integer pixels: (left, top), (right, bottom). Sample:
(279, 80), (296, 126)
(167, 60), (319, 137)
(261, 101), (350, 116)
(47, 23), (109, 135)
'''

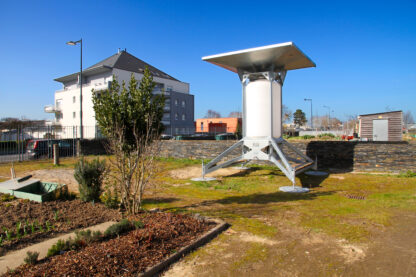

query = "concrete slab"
(0, 178), (40, 191)
(0, 221), (116, 274)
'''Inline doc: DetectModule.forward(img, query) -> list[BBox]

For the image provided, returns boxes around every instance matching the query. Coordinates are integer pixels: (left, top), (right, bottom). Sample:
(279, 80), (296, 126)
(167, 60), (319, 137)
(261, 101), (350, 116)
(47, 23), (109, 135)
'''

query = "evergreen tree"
(293, 109), (307, 127)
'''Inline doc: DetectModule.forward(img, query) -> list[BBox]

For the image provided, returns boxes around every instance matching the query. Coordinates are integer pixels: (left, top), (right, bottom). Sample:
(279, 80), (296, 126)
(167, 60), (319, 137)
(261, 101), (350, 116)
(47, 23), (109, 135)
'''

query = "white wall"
(52, 68), (190, 139)
(54, 71), (113, 138)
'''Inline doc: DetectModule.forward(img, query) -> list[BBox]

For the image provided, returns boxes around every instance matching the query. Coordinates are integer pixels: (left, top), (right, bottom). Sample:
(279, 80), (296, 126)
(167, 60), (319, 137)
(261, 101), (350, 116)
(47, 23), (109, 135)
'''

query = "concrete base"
(191, 177), (217, 182)
(279, 186), (310, 193)
(232, 166), (249, 170)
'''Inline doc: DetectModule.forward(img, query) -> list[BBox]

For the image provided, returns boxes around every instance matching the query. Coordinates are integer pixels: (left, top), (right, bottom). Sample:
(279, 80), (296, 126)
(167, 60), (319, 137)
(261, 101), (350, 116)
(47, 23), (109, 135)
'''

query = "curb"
(140, 218), (229, 277)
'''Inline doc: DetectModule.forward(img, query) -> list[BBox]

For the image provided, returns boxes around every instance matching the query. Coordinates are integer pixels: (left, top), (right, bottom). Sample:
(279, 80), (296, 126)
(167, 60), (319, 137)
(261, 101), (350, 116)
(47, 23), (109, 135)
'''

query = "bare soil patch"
(169, 165), (244, 179)
(0, 198), (121, 255)
(30, 169), (78, 193)
(4, 213), (215, 277)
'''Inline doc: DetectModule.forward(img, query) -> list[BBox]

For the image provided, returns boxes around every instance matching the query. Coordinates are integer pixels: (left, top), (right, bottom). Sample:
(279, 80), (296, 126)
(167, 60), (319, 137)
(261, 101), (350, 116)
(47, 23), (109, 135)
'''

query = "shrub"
(47, 239), (68, 257)
(132, 220), (145, 229)
(24, 251), (39, 265)
(74, 157), (106, 202)
(100, 189), (120, 209)
(74, 229), (102, 244)
(104, 219), (133, 238)
(398, 170), (416, 178)
(318, 133), (335, 138)
(302, 135), (315, 139)
(0, 193), (16, 202)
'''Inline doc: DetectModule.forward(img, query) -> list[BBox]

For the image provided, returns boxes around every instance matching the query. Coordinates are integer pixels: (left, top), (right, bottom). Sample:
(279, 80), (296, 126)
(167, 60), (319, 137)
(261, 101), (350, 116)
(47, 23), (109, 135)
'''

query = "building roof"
(358, 110), (402, 117)
(55, 50), (179, 83)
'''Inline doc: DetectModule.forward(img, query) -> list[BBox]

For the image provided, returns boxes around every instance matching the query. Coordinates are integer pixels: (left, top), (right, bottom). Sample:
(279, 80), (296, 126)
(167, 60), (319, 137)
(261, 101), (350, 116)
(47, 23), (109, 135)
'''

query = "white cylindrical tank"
(245, 79), (282, 138)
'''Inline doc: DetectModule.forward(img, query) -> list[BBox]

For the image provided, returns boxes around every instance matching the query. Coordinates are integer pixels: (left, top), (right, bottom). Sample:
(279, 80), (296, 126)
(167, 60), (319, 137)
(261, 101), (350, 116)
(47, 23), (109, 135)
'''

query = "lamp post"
(304, 98), (313, 129)
(66, 39), (83, 139)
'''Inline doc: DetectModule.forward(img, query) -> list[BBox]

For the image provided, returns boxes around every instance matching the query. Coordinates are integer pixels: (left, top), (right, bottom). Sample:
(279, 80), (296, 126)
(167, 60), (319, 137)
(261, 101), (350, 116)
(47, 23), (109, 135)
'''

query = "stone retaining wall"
(158, 140), (416, 173)
(79, 139), (416, 172)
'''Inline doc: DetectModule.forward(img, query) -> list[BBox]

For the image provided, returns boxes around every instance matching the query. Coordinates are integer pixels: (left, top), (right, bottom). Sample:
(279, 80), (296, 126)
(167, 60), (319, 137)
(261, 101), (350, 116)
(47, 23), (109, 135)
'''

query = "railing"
(55, 82), (111, 93)
(44, 105), (61, 113)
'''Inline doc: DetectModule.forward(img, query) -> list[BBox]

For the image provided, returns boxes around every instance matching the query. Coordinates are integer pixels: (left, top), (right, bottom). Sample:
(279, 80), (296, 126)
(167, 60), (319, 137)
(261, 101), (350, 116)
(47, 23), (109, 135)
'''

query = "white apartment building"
(45, 49), (195, 138)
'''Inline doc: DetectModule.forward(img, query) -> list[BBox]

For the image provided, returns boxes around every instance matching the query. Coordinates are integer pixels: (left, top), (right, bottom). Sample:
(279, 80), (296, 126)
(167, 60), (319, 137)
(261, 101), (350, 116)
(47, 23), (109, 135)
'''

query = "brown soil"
(0, 199), (122, 255)
(169, 165), (244, 179)
(30, 169), (78, 193)
(4, 213), (215, 277)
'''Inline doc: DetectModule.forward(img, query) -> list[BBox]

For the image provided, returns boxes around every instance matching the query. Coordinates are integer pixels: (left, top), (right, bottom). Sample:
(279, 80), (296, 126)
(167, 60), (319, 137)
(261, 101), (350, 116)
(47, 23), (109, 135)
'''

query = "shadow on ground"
(163, 190), (335, 211)
(298, 172), (329, 188)
(225, 165), (287, 178)
(142, 197), (180, 205)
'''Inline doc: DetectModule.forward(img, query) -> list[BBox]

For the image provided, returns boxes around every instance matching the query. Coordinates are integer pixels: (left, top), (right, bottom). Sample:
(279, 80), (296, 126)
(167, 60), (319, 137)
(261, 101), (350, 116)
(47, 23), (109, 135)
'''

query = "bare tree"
(282, 105), (292, 123)
(403, 111), (414, 129)
(343, 115), (358, 134)
(205, 109), (221, 118)
(228, 111), (242, 118)
(0, 118), (46, 130)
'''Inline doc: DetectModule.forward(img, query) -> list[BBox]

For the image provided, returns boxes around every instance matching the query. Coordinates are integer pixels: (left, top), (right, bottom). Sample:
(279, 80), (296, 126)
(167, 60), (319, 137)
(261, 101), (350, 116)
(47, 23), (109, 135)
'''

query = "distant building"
(45, 50), (195, 138)
(195, 117), (242, 134)
(358, 111), (402, 141)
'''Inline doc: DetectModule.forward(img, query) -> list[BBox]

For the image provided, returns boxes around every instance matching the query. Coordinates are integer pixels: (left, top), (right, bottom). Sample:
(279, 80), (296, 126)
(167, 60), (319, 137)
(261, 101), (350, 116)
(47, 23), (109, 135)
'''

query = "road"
(0, 154), (31, 163)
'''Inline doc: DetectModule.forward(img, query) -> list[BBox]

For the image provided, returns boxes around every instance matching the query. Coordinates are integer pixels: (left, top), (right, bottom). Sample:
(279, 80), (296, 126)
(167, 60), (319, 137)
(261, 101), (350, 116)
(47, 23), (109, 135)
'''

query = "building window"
(73, 96), (76, 103)
(201, 122), (204, 131)
(175, 128), (179, 134)
(167, 86), (173, 92)
(175, 113), (178, 120)
(73, 112), (76, 118)
(56, 99), (62, 109)
(181, 100), (185, 108)
(174, 99), (178, 106)
(182, 114), (186, 121)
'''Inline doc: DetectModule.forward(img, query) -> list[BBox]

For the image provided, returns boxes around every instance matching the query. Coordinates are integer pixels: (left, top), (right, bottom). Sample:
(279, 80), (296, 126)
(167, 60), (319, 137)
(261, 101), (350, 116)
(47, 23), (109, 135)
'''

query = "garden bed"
(4, 212), (216, 276)
(0, 195), (122, 255)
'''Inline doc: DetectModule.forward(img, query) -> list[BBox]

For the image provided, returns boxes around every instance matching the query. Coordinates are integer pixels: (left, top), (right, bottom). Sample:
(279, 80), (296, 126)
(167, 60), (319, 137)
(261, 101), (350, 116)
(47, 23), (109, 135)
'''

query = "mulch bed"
(0, 198), (122, 255)
(4, 212), (215, 277)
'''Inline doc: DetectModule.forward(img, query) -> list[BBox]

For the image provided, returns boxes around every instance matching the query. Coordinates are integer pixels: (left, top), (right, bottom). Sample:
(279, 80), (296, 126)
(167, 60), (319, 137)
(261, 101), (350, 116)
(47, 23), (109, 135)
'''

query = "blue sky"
(1, 0), (415, 122)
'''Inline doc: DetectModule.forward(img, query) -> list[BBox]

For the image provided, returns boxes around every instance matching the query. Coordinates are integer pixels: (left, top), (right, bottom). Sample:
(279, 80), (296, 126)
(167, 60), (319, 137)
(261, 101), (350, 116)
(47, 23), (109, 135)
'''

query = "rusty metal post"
(76, 140), (81, 157)
(53, 144), (59, 165)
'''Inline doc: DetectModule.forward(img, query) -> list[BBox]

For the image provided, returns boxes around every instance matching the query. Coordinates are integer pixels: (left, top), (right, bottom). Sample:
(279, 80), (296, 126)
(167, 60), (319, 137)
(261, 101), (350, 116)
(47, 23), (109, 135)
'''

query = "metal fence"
(0, 126), (92, 163)
(0, 124), (243, 163)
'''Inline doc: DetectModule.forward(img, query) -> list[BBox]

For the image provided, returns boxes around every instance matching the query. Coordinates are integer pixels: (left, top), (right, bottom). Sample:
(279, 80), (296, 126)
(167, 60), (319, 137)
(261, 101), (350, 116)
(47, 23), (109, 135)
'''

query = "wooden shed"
(358, 111), (402, 141)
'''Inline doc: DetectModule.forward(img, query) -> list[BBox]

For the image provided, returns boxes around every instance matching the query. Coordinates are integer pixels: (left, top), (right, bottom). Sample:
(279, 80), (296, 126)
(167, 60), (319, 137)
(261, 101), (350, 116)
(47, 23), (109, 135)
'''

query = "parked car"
(26, 139), (74, 159)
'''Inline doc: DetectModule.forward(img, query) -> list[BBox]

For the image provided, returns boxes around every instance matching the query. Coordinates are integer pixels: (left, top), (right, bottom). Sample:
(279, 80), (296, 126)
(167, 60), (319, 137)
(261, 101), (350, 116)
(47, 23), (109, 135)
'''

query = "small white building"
(45, 49), (195, 138)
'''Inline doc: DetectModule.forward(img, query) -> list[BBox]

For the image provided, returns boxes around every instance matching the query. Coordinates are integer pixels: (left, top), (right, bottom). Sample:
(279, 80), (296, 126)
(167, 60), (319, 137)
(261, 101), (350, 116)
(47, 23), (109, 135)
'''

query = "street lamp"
(304, 98), (313, 129)
(66, 39), (83, 139)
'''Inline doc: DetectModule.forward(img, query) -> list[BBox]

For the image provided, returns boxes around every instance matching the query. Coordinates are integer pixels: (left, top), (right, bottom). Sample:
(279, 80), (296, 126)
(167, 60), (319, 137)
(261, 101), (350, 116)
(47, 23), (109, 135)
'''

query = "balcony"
(152, 89), (170, 97)
(44, 105), (61, 113)
(56, 82), (111, 93)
